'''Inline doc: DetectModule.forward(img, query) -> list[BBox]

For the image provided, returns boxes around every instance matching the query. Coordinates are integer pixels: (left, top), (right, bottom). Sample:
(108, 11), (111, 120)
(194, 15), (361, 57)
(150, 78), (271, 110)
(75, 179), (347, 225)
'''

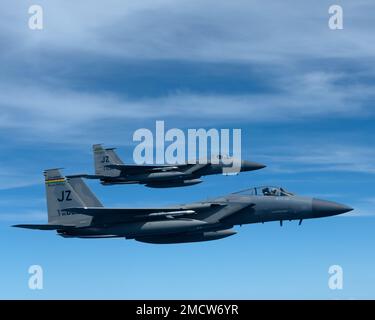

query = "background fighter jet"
(70, 144), (266, 188)
(14, 169), (353, 244)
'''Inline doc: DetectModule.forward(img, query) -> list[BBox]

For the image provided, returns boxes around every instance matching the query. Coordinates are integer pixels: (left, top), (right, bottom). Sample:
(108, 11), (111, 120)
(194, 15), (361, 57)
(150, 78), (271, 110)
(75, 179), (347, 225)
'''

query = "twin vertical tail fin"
(44, 169), (102, 226)
(93, 144), (123, 177)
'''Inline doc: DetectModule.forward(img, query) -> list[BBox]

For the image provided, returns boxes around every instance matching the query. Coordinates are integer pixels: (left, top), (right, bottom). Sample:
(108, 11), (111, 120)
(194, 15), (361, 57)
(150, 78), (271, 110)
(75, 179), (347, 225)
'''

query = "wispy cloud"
(0, 1), (373, 195)
(0, 210), (46, 222)
(0, 1), (374, 145)
(0, 68), (374, 143)
(345, 207), (375, 217)
(348, 198), (375, 217)
(0, 167), (40, 190)
(258, 145), (375, 175)
(3, 1), (375, 62)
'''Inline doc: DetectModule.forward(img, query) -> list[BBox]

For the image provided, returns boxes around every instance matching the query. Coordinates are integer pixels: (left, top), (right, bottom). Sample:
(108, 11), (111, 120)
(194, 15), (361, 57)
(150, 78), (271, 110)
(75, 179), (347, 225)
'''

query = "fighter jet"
(70, 144), (266, 188)
(13, 169), (353, 244)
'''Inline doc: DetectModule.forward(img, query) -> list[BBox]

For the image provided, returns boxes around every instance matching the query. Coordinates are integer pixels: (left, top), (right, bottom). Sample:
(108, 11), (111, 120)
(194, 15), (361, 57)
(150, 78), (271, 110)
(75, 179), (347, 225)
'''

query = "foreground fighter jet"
(71, 144), (266, 188)
(13, 169), (353, 244)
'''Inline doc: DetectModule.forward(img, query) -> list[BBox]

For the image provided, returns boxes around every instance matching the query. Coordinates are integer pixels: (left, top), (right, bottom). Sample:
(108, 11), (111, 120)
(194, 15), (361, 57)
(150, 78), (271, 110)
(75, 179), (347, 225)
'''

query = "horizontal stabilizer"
(66, 174), (106, 180)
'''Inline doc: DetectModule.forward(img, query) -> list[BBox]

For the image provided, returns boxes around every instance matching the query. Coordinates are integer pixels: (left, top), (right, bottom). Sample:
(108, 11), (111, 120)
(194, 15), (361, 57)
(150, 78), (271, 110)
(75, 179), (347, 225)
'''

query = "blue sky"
(0, 0), (375, 299)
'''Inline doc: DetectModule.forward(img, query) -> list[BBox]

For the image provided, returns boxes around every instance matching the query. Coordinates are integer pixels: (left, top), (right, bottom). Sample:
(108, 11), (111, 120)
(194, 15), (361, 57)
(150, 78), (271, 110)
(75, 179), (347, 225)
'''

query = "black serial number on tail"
(57, 190), (72, 202)
(57, 210), (76, 216)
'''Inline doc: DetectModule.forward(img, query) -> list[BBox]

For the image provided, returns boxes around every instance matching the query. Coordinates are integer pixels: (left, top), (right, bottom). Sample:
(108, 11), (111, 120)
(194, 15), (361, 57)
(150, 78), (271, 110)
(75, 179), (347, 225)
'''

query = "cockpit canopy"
(233, 186), (295, 197)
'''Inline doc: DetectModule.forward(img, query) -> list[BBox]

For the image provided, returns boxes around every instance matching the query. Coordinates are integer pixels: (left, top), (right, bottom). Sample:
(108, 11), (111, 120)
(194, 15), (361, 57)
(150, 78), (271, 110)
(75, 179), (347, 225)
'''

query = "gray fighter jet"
(13, 169), (353, 244)
(71, 144), (266, 188)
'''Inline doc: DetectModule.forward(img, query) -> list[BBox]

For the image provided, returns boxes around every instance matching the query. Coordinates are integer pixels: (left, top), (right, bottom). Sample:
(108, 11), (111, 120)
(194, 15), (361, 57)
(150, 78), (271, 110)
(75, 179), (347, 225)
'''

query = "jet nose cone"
(312, 199), (353, 217)
(242, 161), (267, 171)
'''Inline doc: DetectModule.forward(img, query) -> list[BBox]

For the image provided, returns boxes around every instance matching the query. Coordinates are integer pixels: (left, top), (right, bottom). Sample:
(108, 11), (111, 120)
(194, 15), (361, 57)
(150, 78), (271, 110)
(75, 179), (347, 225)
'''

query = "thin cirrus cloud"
(3, 0), (375, 61)
(257, 145), (375, 175)
(0, 69), (373, 143)
(345, 203), (375, 217)
(0, 1), (373, 198)
(0, 211), (45, 222)
(0, 167), (40, 190)
(1, 0), (374, 145)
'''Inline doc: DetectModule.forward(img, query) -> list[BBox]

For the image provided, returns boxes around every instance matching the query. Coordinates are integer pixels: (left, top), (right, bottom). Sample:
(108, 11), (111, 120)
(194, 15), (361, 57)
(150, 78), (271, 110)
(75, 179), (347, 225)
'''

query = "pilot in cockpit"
(270, 188), (278, 196)
(260, 187), (294, 197)
(262, 187), (274, 196)
(262, 187), (280, 196)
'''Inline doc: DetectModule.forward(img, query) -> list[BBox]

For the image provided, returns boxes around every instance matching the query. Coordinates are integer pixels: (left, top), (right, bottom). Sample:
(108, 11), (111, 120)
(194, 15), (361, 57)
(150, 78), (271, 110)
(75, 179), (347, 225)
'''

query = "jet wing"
(61, 203), (227, 224)
(63, 207), (194, 216)
(13, 224), (76, 230)
(104, 163), (206, 174)
(204, 202), (256, 223)
(60, 207), (196, 224)
(182, 163), (210, 174)
(104, 164), (180, 174)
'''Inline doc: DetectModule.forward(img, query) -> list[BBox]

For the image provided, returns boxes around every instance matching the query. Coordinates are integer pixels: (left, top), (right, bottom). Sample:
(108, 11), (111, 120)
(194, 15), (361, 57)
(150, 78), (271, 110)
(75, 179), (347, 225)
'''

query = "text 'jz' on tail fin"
(44, 169), (103, 227)
(93, 144), (123, 177)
